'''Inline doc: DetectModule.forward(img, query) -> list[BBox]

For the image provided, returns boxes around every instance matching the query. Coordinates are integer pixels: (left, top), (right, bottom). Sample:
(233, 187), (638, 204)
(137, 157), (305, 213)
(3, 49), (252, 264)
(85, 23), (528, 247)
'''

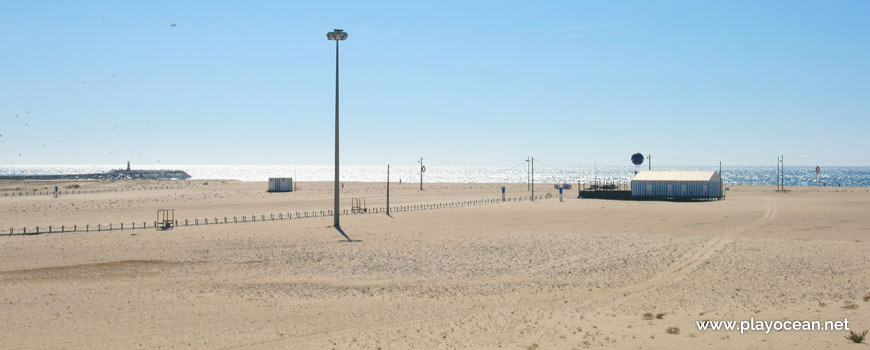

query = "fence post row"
(5, 193), (547, 237)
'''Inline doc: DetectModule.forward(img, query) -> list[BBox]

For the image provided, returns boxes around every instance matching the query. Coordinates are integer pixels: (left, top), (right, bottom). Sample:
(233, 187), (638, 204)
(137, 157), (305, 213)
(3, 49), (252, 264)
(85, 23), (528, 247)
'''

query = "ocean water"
(1, 164), (869, 187)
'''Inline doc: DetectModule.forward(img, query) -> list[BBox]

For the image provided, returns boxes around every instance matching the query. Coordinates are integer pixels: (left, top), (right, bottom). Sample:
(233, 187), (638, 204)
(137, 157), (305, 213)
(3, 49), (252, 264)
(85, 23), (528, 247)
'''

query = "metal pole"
(387, 164), (390, 215)
(419, 157), (423, 191)
(648, 154), (651, 170)
(531, 157), (534, 201)
(333, 39), (340, 227)
(527, 156), (530, 191)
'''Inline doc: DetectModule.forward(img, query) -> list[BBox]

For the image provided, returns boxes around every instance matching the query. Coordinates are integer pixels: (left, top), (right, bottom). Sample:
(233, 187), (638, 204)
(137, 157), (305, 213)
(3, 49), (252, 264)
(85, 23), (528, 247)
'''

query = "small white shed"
(631, 171), (721, 199)
(267, 178), (293, 192)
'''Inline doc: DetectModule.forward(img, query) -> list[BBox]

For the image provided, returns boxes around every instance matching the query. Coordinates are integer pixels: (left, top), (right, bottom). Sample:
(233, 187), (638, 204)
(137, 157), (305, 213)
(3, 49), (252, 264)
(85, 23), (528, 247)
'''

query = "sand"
(1, 181), (869, 349)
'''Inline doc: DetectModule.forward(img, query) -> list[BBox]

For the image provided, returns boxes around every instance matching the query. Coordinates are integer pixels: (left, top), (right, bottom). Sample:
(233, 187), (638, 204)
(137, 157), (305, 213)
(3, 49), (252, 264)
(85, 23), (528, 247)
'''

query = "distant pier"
(0, 169), (191, 181)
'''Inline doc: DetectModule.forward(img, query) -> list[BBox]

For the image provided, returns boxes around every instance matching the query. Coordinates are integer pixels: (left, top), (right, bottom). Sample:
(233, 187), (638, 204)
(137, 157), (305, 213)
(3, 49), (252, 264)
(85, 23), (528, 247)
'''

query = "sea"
(1, 164), (869, 187)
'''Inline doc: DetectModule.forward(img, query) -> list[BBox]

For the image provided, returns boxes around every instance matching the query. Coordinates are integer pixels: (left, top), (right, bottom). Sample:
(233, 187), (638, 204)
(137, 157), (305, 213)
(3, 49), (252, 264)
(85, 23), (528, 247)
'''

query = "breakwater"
(0, 169), (191, 181)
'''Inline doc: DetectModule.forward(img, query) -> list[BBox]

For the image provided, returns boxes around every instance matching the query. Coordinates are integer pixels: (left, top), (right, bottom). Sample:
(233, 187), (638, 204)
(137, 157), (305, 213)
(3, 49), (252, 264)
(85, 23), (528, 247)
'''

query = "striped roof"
(632, 170), (718, 182)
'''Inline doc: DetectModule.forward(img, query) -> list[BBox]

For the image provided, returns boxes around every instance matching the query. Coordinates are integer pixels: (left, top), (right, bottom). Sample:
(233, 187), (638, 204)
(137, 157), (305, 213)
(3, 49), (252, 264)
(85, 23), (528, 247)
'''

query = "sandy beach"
(1, 181), (869, 349)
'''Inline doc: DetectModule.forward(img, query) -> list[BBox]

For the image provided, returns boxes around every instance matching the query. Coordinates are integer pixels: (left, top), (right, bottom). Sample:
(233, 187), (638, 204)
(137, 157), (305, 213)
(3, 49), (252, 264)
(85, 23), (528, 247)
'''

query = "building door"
(667, 184), (673, 196)
(681, 184), (687, 196)
(646, 183), (653, 195)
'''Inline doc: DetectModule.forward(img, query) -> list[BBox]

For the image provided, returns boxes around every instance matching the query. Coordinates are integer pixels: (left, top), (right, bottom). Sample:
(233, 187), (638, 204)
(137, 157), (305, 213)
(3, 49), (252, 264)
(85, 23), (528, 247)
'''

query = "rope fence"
(3, 192), (553, 237)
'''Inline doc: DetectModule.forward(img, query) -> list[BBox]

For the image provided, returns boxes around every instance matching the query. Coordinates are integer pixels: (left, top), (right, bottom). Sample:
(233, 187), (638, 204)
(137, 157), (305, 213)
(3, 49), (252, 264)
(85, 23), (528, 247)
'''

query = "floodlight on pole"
(327, 28), (347, 228)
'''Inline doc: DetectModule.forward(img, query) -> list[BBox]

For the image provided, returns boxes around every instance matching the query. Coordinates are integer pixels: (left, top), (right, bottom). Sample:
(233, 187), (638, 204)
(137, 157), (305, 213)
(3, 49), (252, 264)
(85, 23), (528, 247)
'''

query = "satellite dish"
(631, 153), (645, 166)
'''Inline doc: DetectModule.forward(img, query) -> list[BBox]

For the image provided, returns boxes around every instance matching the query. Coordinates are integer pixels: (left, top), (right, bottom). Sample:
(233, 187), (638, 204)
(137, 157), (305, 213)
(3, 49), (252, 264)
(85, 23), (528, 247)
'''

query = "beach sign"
(631, 153), (644, 166)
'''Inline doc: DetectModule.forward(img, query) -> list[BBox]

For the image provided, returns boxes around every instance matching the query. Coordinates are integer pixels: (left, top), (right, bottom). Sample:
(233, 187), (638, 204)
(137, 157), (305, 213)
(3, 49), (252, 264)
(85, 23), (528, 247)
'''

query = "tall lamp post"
(328, 28), (348, 227)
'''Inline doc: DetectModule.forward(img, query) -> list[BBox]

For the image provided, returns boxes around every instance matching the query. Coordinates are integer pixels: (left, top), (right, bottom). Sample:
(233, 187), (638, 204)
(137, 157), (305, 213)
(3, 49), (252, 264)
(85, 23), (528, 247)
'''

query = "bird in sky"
(171, 24), (177, 27)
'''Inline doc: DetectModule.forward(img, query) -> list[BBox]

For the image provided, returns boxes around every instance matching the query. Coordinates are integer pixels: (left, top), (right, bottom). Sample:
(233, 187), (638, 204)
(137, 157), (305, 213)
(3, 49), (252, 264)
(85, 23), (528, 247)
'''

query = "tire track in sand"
(593, 196), (777, 301)
(232, 197), (781, 349)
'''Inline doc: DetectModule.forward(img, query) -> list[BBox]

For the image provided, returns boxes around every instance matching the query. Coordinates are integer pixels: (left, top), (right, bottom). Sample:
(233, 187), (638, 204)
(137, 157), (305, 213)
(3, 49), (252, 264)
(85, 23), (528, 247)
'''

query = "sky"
(1, 0), (868, 167)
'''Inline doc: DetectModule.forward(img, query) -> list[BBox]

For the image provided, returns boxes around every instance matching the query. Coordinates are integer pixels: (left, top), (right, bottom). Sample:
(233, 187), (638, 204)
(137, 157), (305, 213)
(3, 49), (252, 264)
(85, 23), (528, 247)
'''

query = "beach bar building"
(267, 178), (293, 192)
(631, 170), (722, 199)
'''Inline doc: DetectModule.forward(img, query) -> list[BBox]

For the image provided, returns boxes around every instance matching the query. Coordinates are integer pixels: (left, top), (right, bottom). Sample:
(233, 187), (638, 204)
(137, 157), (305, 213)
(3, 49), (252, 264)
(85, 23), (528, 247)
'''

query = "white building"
(267, 178), (293, 192)
(631, 171), (722, 199)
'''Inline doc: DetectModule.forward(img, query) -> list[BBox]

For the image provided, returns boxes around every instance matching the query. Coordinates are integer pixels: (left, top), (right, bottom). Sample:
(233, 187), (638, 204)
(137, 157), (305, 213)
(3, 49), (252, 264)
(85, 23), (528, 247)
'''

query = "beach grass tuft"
(845, 330), (867, 343)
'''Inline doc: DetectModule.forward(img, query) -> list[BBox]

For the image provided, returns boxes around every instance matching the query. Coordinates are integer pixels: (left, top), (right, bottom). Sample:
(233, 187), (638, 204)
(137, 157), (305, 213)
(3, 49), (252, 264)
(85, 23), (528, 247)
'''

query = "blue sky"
(1, 1), (868, 167)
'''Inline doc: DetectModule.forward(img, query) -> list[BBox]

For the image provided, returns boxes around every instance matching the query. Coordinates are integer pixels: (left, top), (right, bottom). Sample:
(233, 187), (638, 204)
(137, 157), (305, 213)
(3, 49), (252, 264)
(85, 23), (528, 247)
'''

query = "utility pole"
(526, 156), (531, 191)
(776, 155), (786, 192)
(387, 164), (390, 215)
(531, 156), (535, 201)
(648, 154), (651, 170)
(720, 161), (723, 199)
(418, 157), (424, 191)
(779, 154), (785, 192)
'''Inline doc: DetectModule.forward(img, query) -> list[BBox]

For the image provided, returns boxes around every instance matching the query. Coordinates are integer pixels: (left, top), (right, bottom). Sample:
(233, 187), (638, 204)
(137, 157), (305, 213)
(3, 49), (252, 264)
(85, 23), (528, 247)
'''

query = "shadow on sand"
(335, 226), (362, 242)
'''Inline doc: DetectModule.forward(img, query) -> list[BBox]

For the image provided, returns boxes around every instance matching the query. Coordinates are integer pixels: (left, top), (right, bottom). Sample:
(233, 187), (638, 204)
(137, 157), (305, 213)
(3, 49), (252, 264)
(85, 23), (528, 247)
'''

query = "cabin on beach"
(267, 178), (293, 192)
(631, 170), (722, 199)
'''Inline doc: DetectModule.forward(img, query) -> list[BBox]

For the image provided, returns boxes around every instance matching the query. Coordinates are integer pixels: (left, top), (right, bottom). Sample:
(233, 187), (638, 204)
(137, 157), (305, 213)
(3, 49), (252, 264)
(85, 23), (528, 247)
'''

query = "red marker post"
(815, 166), (821, 186)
